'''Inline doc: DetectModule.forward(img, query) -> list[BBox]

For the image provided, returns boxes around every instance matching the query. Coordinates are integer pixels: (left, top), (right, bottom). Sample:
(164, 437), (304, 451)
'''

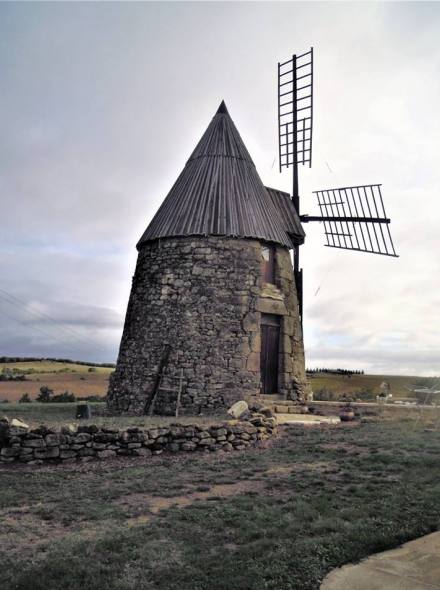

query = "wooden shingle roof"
(137, 101), (305, 249)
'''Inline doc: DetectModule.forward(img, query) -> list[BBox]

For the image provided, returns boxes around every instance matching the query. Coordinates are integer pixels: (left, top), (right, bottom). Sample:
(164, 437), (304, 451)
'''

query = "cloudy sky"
(1, 2), (439, 375)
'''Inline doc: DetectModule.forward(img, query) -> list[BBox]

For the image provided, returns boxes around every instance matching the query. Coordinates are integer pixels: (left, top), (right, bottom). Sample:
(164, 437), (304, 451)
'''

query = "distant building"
(107, 102), (308, 415)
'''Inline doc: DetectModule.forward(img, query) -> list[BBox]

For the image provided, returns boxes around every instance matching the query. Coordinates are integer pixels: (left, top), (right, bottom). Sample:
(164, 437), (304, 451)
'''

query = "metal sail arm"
(277, 47), (314, 326)
(304, 184), (398, 257)
(301, 215), (391, 224)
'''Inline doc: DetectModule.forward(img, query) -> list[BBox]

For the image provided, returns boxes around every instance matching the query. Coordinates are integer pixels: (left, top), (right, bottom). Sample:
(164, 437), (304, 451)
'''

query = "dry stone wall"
(107, 236), (307, 416)
(0, 413), (277, 466)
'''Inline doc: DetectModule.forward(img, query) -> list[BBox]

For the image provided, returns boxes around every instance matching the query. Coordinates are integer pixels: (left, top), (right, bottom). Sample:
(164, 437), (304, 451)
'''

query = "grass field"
(0, 360), (113, 402)
(1, 417), (440, 590)
(308, 372), (430, 401)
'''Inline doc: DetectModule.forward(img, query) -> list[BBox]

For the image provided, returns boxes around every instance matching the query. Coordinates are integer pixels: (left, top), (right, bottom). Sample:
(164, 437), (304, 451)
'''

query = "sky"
(0, 2), (439, 376)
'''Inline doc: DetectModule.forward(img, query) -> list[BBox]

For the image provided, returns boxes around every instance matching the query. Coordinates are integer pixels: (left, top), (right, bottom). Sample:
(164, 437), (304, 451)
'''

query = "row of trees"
(306, 368), (365, 376)
(18, 386), (102, 404)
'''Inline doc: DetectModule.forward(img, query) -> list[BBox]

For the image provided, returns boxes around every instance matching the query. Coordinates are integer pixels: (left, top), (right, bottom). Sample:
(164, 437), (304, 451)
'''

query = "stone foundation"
(108, 236), (307, 415)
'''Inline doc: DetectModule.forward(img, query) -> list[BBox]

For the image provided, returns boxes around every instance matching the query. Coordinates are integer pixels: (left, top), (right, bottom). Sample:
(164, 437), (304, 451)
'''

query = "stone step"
(272, 405), (310, 415)
(245, 395), (310, 415)
(276, 414), (340, 426)
(247, 399), (308, 415)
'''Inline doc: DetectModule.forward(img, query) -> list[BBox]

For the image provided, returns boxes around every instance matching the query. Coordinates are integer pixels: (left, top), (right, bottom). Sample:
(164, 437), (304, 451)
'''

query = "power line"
(0, 287), (111, 354)
(0, 305), (92, 357)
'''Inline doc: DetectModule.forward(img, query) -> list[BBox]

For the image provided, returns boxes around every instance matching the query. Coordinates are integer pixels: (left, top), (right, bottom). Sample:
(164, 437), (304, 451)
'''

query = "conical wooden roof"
(137, 101), (305, 249)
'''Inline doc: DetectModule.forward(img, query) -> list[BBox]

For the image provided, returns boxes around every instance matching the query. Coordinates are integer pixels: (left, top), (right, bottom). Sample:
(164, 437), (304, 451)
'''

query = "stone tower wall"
(107, 236), (307, 415)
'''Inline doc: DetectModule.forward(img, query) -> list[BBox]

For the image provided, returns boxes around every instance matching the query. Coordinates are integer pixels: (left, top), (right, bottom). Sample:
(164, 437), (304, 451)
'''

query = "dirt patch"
(120, 461), (334, 526)
(120, 480), (267, 525)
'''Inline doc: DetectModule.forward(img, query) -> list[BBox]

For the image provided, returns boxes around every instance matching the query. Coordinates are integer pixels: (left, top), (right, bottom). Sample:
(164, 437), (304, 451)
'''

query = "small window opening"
(261, 245), (276, 284)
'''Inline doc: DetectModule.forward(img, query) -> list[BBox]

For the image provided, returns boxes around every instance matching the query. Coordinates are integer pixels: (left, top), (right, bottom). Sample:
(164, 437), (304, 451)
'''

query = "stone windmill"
(108, 48), (397, 416)
(108, 101), (308, 415)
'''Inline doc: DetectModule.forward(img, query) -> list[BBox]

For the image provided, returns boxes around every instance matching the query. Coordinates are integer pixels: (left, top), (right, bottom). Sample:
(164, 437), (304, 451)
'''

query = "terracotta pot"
(339, 409), (355, 422)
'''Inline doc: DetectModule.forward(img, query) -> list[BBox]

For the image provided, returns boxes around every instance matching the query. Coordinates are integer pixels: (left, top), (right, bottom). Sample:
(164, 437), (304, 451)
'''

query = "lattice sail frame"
(305, 184), (398, 257)
(278, 48), (313, 171)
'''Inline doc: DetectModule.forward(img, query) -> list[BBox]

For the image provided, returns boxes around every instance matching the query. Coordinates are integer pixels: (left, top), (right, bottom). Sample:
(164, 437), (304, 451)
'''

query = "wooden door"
(260, 316), (280, 394)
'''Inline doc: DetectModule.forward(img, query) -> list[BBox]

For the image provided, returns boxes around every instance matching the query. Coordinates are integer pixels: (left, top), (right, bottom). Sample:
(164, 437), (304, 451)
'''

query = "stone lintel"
(256, 297), (287, 316)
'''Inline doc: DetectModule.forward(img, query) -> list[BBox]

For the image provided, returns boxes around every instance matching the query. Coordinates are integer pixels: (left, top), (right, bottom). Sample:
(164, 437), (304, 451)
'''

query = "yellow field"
(0, 360), (113, 402)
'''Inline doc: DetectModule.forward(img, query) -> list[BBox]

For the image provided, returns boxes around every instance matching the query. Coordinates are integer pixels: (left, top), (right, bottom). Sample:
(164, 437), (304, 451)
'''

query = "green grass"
(1, 419), (440, 589)
(0, 402), (104, 425)
(309, 372), (433, 401)
(0, 402), (227, 429)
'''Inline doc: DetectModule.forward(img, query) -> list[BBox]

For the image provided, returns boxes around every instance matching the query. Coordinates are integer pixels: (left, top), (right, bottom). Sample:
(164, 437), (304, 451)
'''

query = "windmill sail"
(278, 48), (313, 171)
(301, 184), (398, 257)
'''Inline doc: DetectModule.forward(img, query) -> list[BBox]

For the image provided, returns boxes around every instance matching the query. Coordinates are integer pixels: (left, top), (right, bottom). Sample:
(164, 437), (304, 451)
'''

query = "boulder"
(227, 400), (249, 420)
(11, 418), (29, 430)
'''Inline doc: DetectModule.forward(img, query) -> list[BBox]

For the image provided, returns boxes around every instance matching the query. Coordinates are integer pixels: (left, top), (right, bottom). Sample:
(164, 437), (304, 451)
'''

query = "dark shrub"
(36, 386), (54, 402)
(51, 391), (76, 403)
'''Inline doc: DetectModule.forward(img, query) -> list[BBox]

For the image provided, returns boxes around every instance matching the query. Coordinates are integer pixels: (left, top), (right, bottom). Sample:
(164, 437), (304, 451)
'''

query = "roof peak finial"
(216, 100), (228, 115)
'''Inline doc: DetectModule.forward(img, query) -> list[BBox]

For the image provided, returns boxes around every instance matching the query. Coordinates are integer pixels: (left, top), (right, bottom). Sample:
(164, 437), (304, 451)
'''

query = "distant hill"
(0, 356), (115, 368)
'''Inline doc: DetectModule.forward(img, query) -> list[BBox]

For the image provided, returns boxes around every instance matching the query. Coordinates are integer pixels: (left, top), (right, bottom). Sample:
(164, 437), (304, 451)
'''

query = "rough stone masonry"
(107, 236), (307, 415)
(0, 410), (277, 466)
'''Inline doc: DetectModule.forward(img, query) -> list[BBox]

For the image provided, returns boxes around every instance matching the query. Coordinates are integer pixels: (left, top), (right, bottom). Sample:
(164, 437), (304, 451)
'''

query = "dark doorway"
(260, 314), (280, 394)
